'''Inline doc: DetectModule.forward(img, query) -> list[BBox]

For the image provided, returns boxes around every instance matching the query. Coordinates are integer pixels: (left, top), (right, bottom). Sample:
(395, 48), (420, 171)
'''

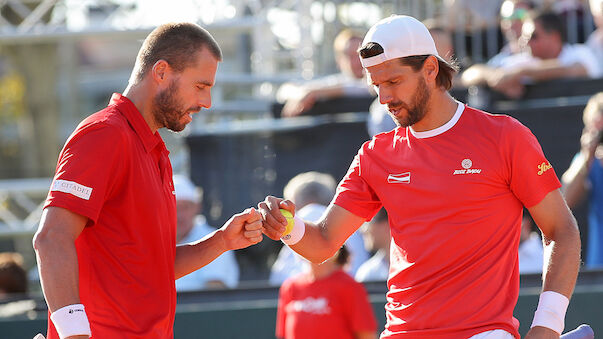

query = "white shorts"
(468, 329), (515, 339)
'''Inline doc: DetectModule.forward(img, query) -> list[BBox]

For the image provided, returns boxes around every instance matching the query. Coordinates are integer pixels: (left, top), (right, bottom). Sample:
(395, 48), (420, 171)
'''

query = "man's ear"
(422, 55), (439, 85)
(151, 59), (170, 83)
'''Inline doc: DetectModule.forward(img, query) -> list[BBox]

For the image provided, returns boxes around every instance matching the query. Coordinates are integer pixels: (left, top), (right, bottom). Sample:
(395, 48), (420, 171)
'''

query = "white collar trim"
(409, 101), (464, 139)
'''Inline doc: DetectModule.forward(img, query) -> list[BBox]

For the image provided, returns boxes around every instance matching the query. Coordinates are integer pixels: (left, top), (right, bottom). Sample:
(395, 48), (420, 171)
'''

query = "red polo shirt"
(334, 104), (560, 338)
(44, 93), (177, 338)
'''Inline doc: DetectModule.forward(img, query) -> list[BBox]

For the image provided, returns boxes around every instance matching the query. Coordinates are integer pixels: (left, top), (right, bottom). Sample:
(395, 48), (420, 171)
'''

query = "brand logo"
(287, 297), (331, 315)
(68, 308), (84, 314)
(51, 180), (93, 200)
(537, 161), (553, 175)
(453, 158), (482, 175)
(387, 172), (411, 184)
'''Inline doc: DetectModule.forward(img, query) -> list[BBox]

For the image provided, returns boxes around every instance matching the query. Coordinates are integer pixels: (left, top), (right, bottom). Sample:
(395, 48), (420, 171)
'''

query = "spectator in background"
(275, 245), (377, 339)
(587, 0), (603, 71)
(368, 20), (459, 137)
(269, 172), (368, 285)
(518, 214), (544, 274)
(173, 175), (239, 290)
(463, 10), (602, 98)
(355, 208), (390, 282)
(562, 92), (603, 268)
(0, 252), (27, 299)
(277, 29), (372, 117)
(462, 0), (535, 85)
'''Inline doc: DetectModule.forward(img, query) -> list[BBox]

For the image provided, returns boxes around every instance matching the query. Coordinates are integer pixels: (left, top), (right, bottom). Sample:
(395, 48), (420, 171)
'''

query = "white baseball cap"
(360, 15), (439, 68)
(173, 174), (201, 203)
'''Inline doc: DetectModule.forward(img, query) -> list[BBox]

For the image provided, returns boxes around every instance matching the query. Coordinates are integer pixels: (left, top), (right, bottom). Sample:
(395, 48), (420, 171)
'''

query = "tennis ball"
(280, 209), (294, 236)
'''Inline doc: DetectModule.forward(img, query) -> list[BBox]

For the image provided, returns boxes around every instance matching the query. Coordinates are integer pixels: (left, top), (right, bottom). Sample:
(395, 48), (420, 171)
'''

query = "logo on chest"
(453, 158), (482, 175)
(387, 172), (411, 184)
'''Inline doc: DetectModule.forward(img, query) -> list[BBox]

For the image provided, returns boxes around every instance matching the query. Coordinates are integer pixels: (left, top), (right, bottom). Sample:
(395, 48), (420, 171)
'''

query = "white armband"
(530, 291), (569, 335)
(50, 304), (91, 339)
(281, 215), (305, 246)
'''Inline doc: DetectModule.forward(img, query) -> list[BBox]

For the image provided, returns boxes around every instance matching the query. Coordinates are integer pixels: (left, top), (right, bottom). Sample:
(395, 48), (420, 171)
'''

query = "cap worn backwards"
(360, 15), (438, 68)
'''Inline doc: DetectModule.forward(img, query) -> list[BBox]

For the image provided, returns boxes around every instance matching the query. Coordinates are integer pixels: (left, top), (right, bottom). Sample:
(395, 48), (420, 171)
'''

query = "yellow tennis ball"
(280, 209), (294, 236)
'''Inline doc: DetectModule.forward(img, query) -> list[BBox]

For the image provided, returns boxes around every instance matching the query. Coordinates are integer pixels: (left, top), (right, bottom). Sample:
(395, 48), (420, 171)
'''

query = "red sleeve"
(344, 278), (378, 333)
(502, 117), (561, 207)
(334, 143), (383, 221)
(275, 280), (291, 338)
(44, 121), (125, 225)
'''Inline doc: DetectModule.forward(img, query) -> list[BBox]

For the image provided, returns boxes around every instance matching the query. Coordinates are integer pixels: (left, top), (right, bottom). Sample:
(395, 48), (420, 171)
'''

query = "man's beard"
(389, 77), (431, 128)
(152, 80), (200, 132)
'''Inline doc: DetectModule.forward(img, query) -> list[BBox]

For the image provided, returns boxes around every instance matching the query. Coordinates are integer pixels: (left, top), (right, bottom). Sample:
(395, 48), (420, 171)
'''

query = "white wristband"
(50, 304), (91, 339)
(530, 291), (569, 335)
(281, 215), (305, 245)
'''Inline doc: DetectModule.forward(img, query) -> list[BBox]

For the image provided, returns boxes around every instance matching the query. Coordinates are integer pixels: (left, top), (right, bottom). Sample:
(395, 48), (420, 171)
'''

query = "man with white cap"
(259, 15), (581, 339)
(173, 175), (239, 290)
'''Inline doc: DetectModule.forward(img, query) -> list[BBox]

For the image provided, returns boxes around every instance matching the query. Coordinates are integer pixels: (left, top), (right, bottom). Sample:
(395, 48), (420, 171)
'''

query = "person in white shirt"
(173, 175), (239, 291)
(462, 10), (602, 98)
(277, 29), (372, 117)
(586, 0), (603, 73)
(269, 172), (369, 285)
(355, 208), (391, 282)
(518, 214), (544, 274)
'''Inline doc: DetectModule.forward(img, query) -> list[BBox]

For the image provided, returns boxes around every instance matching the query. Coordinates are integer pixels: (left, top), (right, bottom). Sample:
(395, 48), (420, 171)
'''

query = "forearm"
(519, 62), (588, 82)
(541, 217), (581, 298)
(561, 154), (590, 208)
(288, 221), (344, 264)
(34, 236), (81, 312)
(174, 229), (227, 279)
(460, 64), (492, 87)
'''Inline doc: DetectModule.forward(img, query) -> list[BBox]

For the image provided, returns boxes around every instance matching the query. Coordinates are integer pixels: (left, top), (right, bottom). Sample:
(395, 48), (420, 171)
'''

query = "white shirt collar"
(409, 101), (464, 139)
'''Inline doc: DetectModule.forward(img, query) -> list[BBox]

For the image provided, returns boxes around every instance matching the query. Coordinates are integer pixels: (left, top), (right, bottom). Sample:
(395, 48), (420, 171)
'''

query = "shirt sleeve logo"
(537, 161), (553, 176)
(51, 180), (93, 200)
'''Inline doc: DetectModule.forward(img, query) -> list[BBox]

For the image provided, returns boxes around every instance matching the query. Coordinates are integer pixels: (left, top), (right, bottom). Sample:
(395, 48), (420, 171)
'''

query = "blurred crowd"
(0, 0), (602, 313)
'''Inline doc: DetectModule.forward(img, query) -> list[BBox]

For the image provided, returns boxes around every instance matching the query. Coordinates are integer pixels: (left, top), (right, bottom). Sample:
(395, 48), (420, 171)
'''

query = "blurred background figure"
(587, 0), (603, 71)
(463, 10), (601, 98)
(174, 175), (239, 290)
(276, 28), (372, 117)
(0, 252), (27, 299)
(355, 208), (390, 282)
(562, 92), (603, 269)
(518, 214), (544, 274)
(269, 172), (368, 285)
(461, 0), (535, 87)
(275, 245), (377, 339)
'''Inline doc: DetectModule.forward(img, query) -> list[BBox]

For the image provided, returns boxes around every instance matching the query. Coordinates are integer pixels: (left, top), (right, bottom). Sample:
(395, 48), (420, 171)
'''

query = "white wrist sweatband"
(281, 215), (305, 245)
(530, 291), (569, 335)
(50, 304), (91, 339)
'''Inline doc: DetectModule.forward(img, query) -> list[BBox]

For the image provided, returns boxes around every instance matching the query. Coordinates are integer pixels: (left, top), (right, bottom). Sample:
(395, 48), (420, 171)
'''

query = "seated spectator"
(276, 29), (372, 117)
(0, 252), (27, 299)
(275, 245), (377, 339)
(518, 214), (544, 274)
(269, 172), (368, 285)
(460, 0), (534, 86)
(355, 208), (391, 282)
(562, 92), (603, 268)
(586, 0), (603, 71)
(173, 175), (239, 290)
(462, 10), (602, 98)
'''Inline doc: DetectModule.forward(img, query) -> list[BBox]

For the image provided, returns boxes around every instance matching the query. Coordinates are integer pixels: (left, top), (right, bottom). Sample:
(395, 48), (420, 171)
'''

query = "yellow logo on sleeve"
(537, 162), (553, 175)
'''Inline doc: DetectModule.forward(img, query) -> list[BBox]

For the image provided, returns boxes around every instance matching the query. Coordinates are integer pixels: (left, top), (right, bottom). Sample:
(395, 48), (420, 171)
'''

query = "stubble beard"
(152, 80), (199, 132)
(389, 77), (431, 128)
